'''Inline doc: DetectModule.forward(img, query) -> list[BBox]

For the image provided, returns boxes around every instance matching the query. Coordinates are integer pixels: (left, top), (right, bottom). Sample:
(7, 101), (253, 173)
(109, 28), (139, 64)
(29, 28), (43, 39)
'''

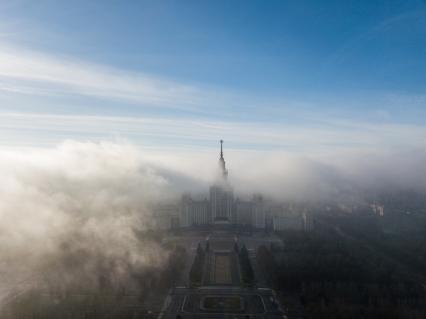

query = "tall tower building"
(210, 140), (234, 223)
(219, 139), (228, 179)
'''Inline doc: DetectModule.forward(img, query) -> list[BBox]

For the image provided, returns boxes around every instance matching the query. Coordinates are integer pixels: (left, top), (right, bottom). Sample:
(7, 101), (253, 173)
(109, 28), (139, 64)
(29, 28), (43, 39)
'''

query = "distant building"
(269, 204), (312, 232)
(370, 203), (384, 216)
(235, 199), (253, 226)
(210, 185), (234, 222)
(181, 195), (210, 227)
(272, 214), (303, 231)
(210, 140), (234, 224)
(152, 140), (314, 233)
(153, 204), (179, 230)
(302, 211), (314, 231)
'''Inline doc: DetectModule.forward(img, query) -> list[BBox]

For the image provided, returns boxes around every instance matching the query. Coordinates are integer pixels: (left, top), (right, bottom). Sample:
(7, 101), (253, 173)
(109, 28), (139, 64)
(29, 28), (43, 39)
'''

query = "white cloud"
(0, 44), (203, 109)
(0, 141), (204, 302)
(0, 112), (425, 154)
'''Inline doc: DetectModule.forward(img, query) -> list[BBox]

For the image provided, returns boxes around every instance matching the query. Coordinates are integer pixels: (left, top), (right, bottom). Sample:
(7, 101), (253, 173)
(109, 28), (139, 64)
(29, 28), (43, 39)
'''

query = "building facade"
(210, 185), (234, 222)
(153, 140), (313, 232)
(181, 195), (210, 227)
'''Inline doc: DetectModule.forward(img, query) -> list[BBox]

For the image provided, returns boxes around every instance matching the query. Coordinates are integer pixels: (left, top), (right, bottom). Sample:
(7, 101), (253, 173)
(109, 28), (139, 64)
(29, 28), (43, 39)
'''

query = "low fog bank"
(229, 148), (426, 202)
(0, 141), (202, 304)
(1, 140), (425, 304)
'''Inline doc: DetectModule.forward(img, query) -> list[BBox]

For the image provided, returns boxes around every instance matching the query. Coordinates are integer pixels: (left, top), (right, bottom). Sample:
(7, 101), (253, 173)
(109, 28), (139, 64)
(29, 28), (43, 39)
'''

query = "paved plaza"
(160, 230), (286, 319)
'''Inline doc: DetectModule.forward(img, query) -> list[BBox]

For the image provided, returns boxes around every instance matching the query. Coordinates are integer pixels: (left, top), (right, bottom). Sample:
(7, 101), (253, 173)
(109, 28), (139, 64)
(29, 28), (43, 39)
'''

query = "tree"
(239, 245), (254, 285)
(190, 243), (206, 285)
(234, 242), (239, 253)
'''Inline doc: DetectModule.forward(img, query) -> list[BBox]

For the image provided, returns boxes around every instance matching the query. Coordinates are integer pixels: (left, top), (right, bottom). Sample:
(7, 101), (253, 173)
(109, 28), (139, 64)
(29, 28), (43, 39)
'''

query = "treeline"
(1, 244), (187, 319)
(238, 245), (254, 285)
(189, 243), (205, 286)
(256, 230), (426, 319)
(331, 214), (426, 278)
(160, 245), (188, 288)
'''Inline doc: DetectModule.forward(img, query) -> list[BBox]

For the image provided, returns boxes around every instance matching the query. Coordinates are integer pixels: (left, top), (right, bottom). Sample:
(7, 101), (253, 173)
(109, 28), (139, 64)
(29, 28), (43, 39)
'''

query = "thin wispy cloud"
(0, 44), (204, 110)
(1, 112), (425, 153)
(0, 39), (424, 153)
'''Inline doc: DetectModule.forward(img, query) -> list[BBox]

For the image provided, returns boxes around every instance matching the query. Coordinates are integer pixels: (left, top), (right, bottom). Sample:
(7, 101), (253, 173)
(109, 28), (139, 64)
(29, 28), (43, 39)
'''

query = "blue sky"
(0, 0), (425, 152)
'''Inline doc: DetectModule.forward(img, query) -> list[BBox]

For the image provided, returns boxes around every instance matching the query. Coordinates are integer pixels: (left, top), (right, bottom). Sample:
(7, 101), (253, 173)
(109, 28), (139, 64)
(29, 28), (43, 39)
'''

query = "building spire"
(219, 139), (228, 179)
(220, 139), (224, 159)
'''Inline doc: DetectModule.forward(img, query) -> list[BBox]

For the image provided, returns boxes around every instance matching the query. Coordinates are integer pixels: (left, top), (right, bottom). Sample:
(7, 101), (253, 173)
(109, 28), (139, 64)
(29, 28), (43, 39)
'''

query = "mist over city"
(1, 1), (426, 319)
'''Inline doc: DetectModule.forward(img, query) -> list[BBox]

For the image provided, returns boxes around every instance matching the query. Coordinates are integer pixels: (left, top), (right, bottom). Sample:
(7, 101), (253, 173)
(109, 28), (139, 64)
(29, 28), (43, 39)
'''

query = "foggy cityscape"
(1, 1), (426, 319)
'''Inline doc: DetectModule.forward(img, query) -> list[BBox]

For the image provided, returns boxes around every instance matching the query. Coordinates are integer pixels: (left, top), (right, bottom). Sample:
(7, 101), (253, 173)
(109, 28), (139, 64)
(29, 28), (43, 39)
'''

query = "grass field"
(214, 254), (232, 284)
